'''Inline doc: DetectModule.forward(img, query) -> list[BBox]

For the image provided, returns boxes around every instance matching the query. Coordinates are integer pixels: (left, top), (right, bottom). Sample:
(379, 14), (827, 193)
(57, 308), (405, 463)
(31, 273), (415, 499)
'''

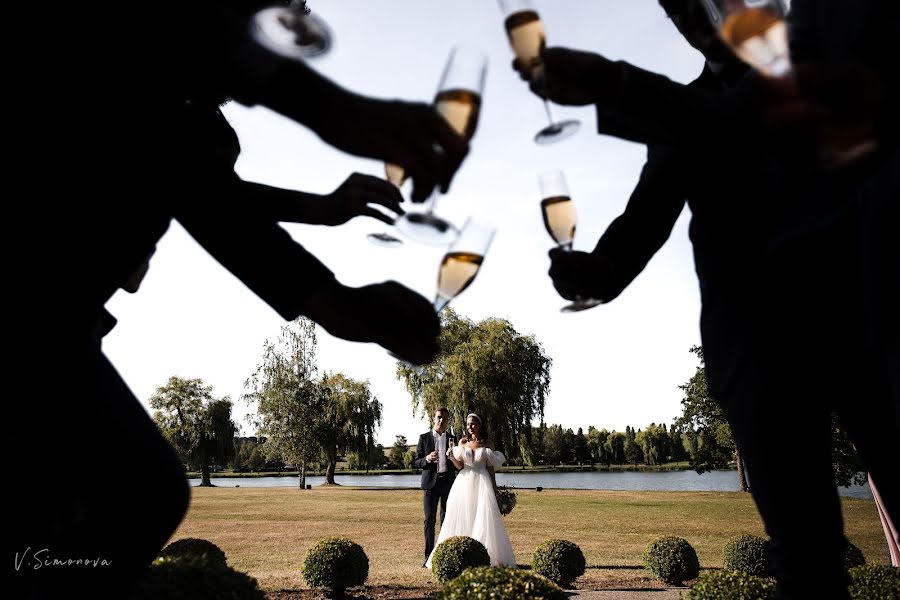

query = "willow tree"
(318, 372), (382, 484)
(244, 318), (323, 489)
(150, 376), (237, 486)
(397, 309), (551, 464)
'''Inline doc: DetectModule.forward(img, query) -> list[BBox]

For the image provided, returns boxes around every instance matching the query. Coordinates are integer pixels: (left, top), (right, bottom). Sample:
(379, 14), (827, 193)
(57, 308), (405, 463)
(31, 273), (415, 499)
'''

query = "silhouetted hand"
(312, 97), (469, 203)
(301, 279), (440, 365)
(548, 248), (614, 302)
(512, 47), (608, 106)
(319, 172), (404, 226)
(262, 63), (469, 202)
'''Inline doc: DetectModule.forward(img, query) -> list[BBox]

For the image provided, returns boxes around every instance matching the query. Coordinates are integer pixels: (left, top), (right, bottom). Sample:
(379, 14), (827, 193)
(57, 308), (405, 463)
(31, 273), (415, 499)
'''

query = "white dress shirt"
(432, 430), (447, 473)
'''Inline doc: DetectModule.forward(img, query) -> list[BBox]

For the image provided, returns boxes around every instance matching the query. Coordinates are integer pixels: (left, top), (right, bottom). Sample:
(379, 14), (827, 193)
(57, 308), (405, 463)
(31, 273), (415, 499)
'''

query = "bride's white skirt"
(425, 468), (516, 568)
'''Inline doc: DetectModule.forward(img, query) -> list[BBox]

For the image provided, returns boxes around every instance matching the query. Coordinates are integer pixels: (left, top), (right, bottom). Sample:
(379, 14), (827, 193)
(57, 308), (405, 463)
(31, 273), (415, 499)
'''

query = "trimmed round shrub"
(431, 536), (491, 583)
(685, 570), (775, 600)
(435, 566), (567, 600)
(137, 555), (265, 600)
(848, 564), (900, 600)
(301, 537), (369, 594)
(643, 535), (700, 584)
(158, 538), (227, 567)
(844, 541), (866, 569)
(531, 539), (586, 586)
(722, 534), (767, 576)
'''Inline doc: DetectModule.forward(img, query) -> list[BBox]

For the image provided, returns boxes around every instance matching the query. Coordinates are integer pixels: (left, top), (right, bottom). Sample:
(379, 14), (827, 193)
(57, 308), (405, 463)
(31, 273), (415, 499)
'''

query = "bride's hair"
(465, 413), (488, 441)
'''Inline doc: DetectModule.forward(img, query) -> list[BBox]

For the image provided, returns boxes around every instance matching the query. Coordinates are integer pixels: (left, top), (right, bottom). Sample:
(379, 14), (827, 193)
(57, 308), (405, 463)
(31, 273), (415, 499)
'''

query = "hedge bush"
(847, 564), (900, 599)
(844, 541), (866, 569)
(643, 535), (700, 584)
(137, 555), (265, 600)
(158, 538), (227, 567)
(434, 566), (567, 600)
(722, 534), (767, 576)
(431, 536), (491, 583)
(301, 537), (368, 594)
(685, 570), (775, 599)
(531, 539), (586, 586)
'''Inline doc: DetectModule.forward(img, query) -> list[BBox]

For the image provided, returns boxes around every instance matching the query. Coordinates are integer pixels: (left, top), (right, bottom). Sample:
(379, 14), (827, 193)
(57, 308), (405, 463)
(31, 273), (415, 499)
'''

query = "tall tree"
(587, 426), (610, 465)
(318, 373), (383, 484)
(397, 309), (551, 463)
(573, 427), (591, 464)
(830, 414), (867, 487)
(389, 435), (408, 469)
(150, 376), (236, 486)
(244, 318), (324, 489)
(542, 424), (565, 465)
(605, 431), (626, 464)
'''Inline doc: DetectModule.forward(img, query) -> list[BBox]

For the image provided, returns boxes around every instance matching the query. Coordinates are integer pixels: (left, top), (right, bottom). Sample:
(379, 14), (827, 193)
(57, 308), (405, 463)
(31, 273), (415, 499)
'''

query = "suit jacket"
(414, 431), (457, 490)
(591, 62), (766, 399)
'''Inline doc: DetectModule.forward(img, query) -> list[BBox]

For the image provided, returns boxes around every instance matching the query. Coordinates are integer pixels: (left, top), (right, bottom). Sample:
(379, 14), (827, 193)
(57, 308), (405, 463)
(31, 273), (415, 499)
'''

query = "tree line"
(150, 318), (865, 492)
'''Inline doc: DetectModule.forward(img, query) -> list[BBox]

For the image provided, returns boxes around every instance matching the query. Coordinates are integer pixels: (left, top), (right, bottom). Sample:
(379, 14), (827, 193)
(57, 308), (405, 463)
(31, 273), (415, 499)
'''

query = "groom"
(414, 407), (457, 565)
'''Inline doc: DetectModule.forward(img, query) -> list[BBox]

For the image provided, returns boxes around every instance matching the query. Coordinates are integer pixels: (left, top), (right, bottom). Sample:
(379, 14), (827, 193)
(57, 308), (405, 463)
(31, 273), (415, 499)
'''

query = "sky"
(104, 0), (710, 446)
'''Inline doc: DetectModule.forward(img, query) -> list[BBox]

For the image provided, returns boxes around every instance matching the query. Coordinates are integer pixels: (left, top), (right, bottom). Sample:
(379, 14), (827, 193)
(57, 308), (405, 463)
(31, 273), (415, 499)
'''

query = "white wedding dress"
(425, 446), (516, 568)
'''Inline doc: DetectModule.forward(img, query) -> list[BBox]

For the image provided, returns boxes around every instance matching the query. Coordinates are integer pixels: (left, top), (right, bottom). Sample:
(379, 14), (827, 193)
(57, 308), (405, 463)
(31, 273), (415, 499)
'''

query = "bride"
(425, 413), (516, 568)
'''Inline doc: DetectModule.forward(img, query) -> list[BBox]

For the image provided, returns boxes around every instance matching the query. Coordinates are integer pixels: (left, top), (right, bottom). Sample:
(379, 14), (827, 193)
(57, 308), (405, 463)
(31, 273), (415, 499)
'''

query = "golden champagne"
(384, 163), (405, 188)
(434, 88), (482, 141)
(720, 7), (790, 77)
(436, 251), (484, 302)
(541, 195), (576, 247)
(504, 10), (544, 68)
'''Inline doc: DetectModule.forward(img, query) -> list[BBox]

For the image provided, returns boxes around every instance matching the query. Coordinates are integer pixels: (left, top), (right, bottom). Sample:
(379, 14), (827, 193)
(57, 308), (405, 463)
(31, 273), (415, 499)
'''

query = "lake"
(197, 470), (873, 499)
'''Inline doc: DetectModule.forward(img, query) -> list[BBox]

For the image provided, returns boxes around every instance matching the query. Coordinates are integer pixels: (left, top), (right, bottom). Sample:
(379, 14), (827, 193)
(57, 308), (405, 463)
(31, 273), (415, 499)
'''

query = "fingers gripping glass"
(498, 0), (580, 145)
(538, 170), (603, 312)
(389, 218), (496, 367)
(368, 46), (488, 247)
(700, 0), (790, 77)
(251, 1), (333, 60)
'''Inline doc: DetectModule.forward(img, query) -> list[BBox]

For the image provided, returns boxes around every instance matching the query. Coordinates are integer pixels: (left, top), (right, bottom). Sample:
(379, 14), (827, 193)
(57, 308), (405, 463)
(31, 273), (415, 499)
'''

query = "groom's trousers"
(423, 474), (453, 561)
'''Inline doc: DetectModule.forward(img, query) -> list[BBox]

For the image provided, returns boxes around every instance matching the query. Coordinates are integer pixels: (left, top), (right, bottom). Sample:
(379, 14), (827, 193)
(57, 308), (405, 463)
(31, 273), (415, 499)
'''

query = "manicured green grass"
(171, 487), (889, 592)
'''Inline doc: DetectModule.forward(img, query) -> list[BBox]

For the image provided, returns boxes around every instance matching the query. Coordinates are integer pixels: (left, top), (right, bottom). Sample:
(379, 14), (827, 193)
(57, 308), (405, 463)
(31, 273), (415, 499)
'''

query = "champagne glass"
(538, 170), (603, 312)
(434, 217), (495, 312)
(365, 164), (408, 247)
(370, 46), (488, 247)
(389, 217), (496, 367)
(251, 0), (333, 61)
(498, 0), (580, 145)
(700, 0), (790, 77)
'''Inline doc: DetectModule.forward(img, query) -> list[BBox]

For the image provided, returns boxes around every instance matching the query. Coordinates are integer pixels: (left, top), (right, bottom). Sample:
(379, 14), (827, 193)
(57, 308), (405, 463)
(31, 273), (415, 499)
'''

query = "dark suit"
(414, 431), (457, 561)
(589, 10), (899, 593)
(13, 67), (339, 600)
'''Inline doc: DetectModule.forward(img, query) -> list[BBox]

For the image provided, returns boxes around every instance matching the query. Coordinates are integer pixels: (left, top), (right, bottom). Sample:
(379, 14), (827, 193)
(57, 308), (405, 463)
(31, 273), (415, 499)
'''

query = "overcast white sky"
(104, 0), (710, 446)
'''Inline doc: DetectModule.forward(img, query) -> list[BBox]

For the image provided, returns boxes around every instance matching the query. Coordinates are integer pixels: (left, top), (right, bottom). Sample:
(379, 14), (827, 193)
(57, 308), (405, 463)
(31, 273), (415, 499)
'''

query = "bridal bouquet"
(496, 486), (518, 516)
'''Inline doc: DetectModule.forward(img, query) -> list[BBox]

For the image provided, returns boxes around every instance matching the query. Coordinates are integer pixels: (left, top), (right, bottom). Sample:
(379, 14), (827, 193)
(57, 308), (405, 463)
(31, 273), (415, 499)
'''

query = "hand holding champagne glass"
(539, 170), (603, 312)
(700, 0), (790, 77)
(498, 0), (580, 144)
(702, 0), (878, 166)
(389, 217), (495, 367)
(369, 46), (487, 247)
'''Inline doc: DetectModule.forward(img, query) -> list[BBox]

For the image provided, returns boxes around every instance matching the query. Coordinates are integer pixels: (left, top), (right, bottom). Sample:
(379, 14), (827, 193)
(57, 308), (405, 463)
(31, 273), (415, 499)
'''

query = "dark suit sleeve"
(593, 60), (763, 150)
(175, 171), (336, 321)
(591, 147), (688, 301)
(413, 434), (431, 470)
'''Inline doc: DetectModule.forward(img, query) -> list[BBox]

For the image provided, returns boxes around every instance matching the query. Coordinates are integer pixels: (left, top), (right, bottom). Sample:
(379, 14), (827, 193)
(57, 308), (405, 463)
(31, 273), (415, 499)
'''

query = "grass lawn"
(171, 486), (889, 594)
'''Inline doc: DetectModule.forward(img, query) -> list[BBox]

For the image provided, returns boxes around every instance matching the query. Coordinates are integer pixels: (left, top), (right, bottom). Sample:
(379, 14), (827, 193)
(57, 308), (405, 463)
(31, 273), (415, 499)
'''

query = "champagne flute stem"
(434, 296), (450, 313)
(543, 100), (557, 127)
(426, 190), (440, 216)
